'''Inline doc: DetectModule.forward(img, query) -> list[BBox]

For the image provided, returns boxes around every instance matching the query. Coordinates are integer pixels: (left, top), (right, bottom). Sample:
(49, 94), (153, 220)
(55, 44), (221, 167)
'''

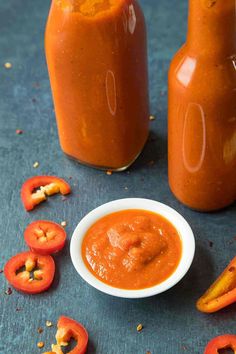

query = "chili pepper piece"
(197, 256), (236, 313)
(204, 334), (236, 354)
(52, 344), (64, 354)
(57, 316), (88, 354)
(24, 220), (67, 255)
(21, 176), (71, 211)
(43, 345), (62, 354)
(16, 129), (23, 135)
(44, 316), (88, 354)
(5, 287), (13, 295)
(4, 251), (55, 294)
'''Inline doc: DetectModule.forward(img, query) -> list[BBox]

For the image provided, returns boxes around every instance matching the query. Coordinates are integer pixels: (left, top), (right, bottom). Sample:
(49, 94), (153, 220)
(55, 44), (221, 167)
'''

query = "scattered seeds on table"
(46, 320), (53, 327)
(16, 129), (23, 135)
(37, 341), (44, 349)
(137, 324), (143, 332)
(0, 269), (3, 274)
(124, 187), (128, 190)
(4, 62), (12, 69)
(61, 221), (67, 227)
(106, 170), (112, 176)
(149, 115), (156, 121)
(33, 161), (39, 168)
(37, 327), (43, 334)
(5, 287), (12, 295)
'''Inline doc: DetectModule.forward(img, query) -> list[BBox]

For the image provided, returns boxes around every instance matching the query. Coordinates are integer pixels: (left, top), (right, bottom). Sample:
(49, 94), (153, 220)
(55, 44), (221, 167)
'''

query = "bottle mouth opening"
(56, 0), (119, 16)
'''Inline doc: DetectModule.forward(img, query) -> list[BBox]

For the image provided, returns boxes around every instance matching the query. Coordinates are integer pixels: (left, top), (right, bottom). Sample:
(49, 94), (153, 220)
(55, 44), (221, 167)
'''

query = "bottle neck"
(186, 0), (236, 57)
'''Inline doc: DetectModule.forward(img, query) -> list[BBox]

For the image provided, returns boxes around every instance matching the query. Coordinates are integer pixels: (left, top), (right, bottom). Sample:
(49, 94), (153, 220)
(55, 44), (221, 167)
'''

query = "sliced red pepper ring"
(197, 256), (236, 313)
(204, 334), (236, 354)
(21, 176), (71, 211)
(24, 220), (67, 255)
(43, 316), (88, 354)
(4, 251), (55, 294)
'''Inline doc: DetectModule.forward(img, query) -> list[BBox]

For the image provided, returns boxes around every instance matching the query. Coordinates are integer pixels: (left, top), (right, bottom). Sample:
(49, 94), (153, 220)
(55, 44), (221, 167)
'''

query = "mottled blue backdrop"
(0, 1), (235, 353)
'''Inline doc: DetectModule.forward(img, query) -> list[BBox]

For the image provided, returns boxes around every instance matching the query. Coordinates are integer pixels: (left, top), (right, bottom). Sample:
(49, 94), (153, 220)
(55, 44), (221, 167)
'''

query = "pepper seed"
(37, 341), (44, 348)
(46, 320), (53, 327)
(149, 115), (156, 121)
(137, 324), (143, 332)
(33, 161), (39, 168)
(4, 62), (12, 69)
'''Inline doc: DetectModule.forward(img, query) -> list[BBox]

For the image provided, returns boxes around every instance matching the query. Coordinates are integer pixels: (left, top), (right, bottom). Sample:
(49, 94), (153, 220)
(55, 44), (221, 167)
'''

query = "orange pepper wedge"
(197, 256), (236, 313)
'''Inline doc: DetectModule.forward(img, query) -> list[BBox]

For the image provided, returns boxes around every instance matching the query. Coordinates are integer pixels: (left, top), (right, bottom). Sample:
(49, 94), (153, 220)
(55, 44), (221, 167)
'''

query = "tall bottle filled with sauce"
(168, 0), (236, 211)
(45, 0), (149, 171)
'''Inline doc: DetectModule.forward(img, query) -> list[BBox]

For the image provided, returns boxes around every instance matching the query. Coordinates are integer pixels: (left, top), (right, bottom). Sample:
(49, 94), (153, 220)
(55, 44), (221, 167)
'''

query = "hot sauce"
(82, 210), (182, 290)
(45, 0), (149, 170)
(168, 0), (236, 211)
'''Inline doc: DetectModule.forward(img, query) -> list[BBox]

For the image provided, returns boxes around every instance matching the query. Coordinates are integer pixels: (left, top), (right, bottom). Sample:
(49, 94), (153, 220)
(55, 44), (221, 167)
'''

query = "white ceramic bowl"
(70, 198), (195, 299)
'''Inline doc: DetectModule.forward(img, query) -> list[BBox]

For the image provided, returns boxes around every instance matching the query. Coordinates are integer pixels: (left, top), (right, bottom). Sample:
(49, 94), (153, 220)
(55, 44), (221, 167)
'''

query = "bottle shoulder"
(170, 45), (236, 71)
(169, 45), (236, 93)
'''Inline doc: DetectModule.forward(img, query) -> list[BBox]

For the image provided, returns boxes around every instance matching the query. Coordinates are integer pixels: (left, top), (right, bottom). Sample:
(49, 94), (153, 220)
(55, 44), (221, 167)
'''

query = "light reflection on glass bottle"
(168, 0), (236, 211)
(45, 0), (149, 171)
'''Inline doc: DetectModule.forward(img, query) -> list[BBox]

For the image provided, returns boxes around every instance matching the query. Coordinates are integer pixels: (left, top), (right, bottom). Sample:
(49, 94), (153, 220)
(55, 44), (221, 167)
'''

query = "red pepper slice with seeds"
(21, 176), (71, 211)
(204, 335), (236, 354)
(24, 220), (67, 255)
(43, 316), (88, 354)
(4, 251), (55, 294)
(197, 256), (236, 313)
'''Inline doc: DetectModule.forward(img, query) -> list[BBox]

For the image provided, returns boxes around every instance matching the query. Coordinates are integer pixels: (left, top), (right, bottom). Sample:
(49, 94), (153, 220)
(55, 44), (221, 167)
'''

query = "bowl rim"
(70, 198), (195, 299)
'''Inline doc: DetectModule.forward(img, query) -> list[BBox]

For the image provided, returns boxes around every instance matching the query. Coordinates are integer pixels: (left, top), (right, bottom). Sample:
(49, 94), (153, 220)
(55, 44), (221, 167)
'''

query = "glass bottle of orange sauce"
(168, 0), (236, 211)
(45, 0), (149, 171)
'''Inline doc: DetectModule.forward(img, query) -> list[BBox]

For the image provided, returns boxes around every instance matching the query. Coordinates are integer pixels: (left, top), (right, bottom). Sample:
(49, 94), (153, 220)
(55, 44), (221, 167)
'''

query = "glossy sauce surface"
(82, 210), (182, 290)
(45, 0), (149, 170)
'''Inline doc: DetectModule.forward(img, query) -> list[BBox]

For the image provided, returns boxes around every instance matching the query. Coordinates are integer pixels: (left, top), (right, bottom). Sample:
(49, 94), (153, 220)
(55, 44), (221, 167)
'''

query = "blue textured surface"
(0, 1), (235, 353)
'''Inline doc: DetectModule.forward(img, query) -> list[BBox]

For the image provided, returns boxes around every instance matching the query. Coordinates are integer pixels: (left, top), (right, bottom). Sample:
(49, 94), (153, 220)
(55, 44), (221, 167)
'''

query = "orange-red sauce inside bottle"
(168, 0), (236, 211)
(82, 210), (182, 290)
(45, 0), (149, 170)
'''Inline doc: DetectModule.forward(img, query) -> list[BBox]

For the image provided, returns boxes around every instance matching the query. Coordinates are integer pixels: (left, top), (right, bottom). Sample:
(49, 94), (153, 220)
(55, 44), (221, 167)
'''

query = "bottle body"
(45, 0), (149, 170)
(168, 0), (236, 211)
